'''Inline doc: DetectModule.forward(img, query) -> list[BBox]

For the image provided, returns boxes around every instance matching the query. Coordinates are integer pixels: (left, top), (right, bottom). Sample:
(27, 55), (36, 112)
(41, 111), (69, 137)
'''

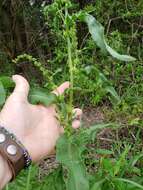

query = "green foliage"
(5, 126), (143, 190)
(1, 0), (143, 190)
(0, 81), (6, 106)
(84, 14), (136, 62)
(5, 165), (39, 190)
(0, 76), (56, 107)
(43, 0), (125, 105)
(13, 54), (54, 89)
(56, 123), (114, 190)
(0, 76), (15, 88)
(56, 134), (89, 190)
(28, 89), (57, 106)
(0, 76), (14, 106)
(6, 166), (66, 190)
(72, 65), (121, 105)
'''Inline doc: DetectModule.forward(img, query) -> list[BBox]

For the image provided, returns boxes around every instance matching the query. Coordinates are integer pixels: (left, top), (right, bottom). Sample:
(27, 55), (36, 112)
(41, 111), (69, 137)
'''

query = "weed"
(1, 0), (143, 190)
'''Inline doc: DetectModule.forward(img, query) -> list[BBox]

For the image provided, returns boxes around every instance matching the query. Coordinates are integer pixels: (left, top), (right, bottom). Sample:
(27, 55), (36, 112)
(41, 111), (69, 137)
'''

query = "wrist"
(0, 155), (12, 189)
(0, 126), (32, 182)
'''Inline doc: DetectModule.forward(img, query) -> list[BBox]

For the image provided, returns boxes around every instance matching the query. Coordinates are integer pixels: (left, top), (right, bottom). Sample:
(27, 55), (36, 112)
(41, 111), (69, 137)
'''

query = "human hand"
(0, 75), (82, 162)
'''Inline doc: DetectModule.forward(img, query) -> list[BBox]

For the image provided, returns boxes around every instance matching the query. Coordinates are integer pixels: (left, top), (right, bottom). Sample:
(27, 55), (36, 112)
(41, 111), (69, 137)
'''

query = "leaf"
(0, 76), (15, 88)
(0, 81), (6, 106)
(105, 86), (121, 104)
(97, 72), (121, 104)
(84, 123), (114, 136)
(114, 145), (131, 176)
(6, 165), (39, 190)
(131, 154), (143, 167)
(0, 76), (57, 107)
(102, 158), (115, 177)
(29, 88), (57, 106)
(84, 123), (116, 142)
(42, 167), (66, 190)
(56, 134), (89, 190)
(56, 124), (114, 190)
(91, 179), (105, 190)
(115, 178), (143, 189)
(84, 14), (136, 62)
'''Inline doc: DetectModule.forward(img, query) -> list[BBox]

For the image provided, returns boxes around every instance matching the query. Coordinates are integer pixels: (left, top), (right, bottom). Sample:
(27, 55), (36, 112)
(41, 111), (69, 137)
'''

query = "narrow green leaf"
(131, 154), (143, 167)
(84, 123), (116, 142)
(29, 89), (57, 106)
(114, 146), (131, 176)
(85, 123), (114, 136)
(105, 86), (121, 104)
(115, 178), (143, 189)
(84, 14), (136, 62)
(56, 134), (89, 190)
(42, 167), (66, 190)
(0, 81), (6, 106)
(91, 179), (105, 190)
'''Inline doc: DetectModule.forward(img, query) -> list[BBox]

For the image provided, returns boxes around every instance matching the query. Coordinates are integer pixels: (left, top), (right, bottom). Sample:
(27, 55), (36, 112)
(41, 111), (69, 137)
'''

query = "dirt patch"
(83, 106), (105, 127)
(38, 155), (59, 179)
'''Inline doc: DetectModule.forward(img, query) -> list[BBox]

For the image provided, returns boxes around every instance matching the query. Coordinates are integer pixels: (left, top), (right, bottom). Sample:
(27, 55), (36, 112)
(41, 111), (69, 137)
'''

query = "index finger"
(52, 81), (70, 96)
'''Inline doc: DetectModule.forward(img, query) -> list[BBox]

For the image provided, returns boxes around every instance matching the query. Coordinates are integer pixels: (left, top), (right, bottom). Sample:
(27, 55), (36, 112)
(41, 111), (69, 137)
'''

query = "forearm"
(0, 155), (12, 190)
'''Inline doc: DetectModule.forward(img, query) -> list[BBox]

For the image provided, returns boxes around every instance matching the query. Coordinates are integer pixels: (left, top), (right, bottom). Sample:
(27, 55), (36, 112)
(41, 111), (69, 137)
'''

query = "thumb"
(11, 75), (30, 101)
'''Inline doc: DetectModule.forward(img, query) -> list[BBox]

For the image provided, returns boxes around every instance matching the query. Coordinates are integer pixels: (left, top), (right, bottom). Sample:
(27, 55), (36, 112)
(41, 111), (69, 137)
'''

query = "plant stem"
(65, 8), (74, 116)
(6, 185), (9, 190)
(67, 36), (74, 109)
(26, 166), (32, 190)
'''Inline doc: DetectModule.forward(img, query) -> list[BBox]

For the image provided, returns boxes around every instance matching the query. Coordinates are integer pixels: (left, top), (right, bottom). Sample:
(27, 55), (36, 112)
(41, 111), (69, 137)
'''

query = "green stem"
(26, 166), (32, 190)
(67, 36), (74, 109)
(65, 8), (74, 115)
(6, 185), (9, 190)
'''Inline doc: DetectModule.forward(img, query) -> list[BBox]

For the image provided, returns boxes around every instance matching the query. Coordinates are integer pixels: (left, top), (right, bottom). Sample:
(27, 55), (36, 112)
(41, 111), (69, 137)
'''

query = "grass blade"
(115, 178), (143, 189)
